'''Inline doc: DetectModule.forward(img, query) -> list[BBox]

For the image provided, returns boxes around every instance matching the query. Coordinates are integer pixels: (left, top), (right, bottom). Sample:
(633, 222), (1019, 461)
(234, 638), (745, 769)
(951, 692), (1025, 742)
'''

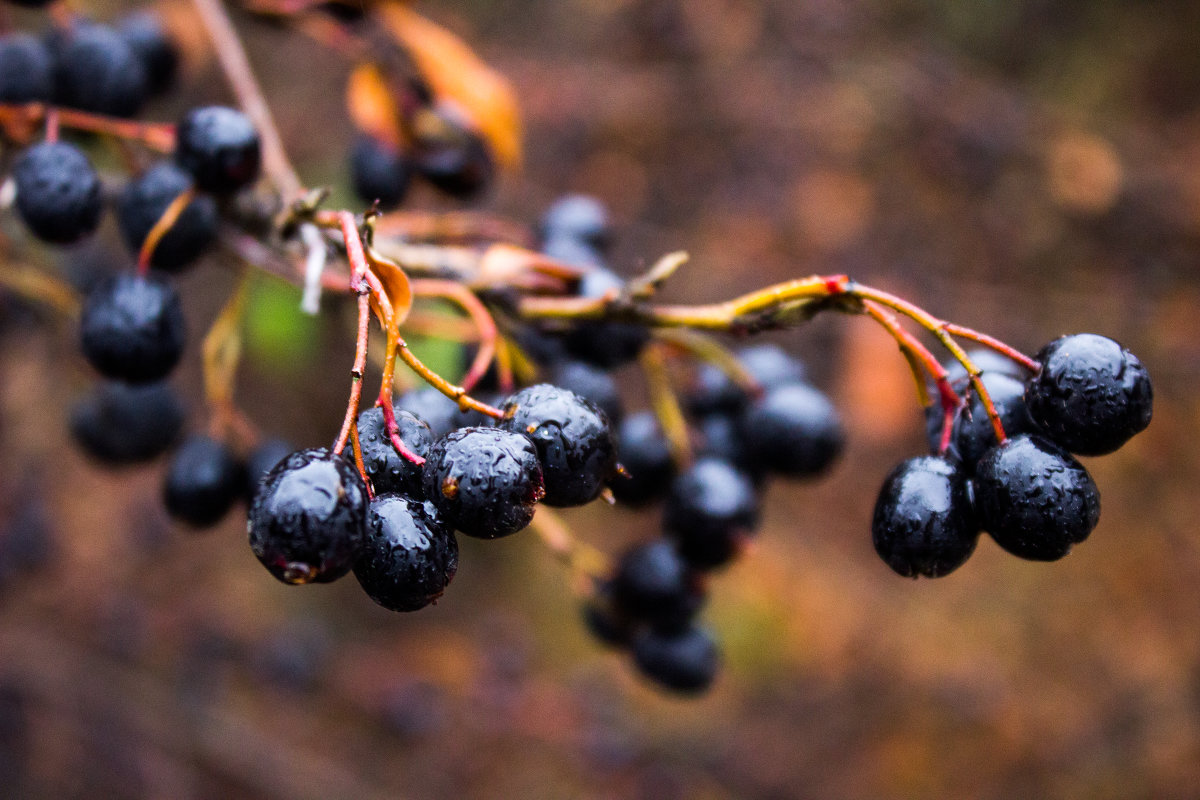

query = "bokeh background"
(3, 0), (1200, 797)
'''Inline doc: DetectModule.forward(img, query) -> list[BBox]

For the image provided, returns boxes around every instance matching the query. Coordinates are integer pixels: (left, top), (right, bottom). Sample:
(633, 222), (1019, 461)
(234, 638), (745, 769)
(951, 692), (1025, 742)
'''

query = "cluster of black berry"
(247, 383), (617, 610)
(872, 335), (1153, 577)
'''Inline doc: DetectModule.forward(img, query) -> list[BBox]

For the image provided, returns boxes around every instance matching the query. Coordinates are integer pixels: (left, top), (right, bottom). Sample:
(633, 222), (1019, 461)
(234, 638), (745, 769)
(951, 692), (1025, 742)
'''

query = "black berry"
(631, 624), (720, 695)
(499, 384), (617, 507)
(175, 106), (262, 194)
(117, 162), (217, 271)
(350, 135), (412, 210)
(942, 348), (1029, 385)
(541, 234), (605, 269)
(539, 194), (612, 252)
(13, 142), (103, 245)
(871, 456), (979, 578)
(0, 34), (53, 104)
(79, 272), (185, 384)
(413, 132), (493, 199)
(163, 434), (243, 528)
(355, 406), (433, 497)
(582, 582), (635, 647)
(610, 411), (675, 506)
(53, 24), (147, 117)
(611, 539), (704, 631)
(248, 447), (369, 584)
(663, 457), (760, 569)
(117, 11), (178, 96)
(70, 380), (183, 465)
(925, 371), (1040, 470)
(1025, 333), (1153, 456)
(244, 437), (294, 501)
(974, 434), (1101, 561)
(354, 494), (458, 612)
(695, 412), (761, 482)
(687, 343), (808, 417)
(739, 383), (844, 478)
(422, 427), (544, 539)
(563, 268), (649, 368)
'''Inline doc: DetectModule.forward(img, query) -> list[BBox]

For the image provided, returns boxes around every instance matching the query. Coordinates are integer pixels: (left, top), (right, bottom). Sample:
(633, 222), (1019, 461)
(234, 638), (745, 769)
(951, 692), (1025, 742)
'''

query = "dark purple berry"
(79, 271), (185, 383)
(871, 456), (979, 578)
(942, 348), (1029, 385)
(163, 434), (243, 528)
(564, 268), (649, 368)
(350, 135), (412, 209)
(413, 132), (493, 199)
(117, 162), (217, 271)
(13, 142), (102, 244)
(631, 624), (720, 694)
(244, 437), (294, 500)
(355, 406), (433, 497)
(610, 411), (675, 506)
(53, 24), (147, 117)
(354, 494), (458, 612)
(687, 344), (808, 416)
(1025, 334), (1153, 456)
(925, 371), (1040, 470)
(500, 384), (617, 507)
(175, 106), (262, 194)
(695, 412), (762, 482)
(663, 457), (759, 569)
(582, 582), (635, 647)
(422, 427), (544, 539)
(248, 447), (369, 584)
(539, 194), (612, 252)
(549, 360), (624, 424)
(0, 34), (53, 104)
(611, 539), (704, 631)
(70, 381), (183, 464)
(974, 434), (1101, 561)
(740, 383), (844, 478)
(541, 234), (605, 269)
(117, 11), (178, 96)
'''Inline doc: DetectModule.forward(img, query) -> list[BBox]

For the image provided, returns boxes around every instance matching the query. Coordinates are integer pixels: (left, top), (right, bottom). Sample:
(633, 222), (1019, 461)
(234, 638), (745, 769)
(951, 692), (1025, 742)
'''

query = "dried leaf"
(377, 2), (522, 169)
(347, 63), (402, 148)
(369, 254), (413, 326)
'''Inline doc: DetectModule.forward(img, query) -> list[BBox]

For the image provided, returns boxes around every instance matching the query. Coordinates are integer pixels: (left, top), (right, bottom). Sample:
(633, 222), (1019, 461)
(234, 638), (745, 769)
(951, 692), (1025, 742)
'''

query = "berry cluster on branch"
(0, 0), (1153, 696)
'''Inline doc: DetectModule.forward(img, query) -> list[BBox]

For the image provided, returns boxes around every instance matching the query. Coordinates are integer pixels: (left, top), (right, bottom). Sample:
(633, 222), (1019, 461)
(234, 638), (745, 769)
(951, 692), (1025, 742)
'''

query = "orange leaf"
(347, 63), (403, 149)
(371, 257), (413, 327)
(377, 2), (522, 169)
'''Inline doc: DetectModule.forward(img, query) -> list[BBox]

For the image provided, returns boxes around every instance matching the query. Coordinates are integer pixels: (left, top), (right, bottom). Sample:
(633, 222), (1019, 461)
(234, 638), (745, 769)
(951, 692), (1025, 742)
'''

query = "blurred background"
(2, 0), (1200, 797)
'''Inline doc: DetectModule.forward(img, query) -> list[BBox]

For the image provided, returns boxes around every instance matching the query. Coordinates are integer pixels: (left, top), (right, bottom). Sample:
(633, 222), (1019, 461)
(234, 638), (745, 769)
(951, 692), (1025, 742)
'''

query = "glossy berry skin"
(687, 343), (808, 416)
(422, 427), (544, 539)
(925, 371), (1040, 471)
(564, 268), (650, 368)
(13, 142), (103, 244)
(871, 456), (978, 578)
(355, 407), (433, 497)
(974, 434), (1101, 561)
(80, 272), (185, 384)
(175, 106), (262, 194)
(1025, 334), (1153, 456)
(244, 438), (294, 501)
(354, 495), (458, 612)
(350, 135), (412, 210)
(631, 624), (720, 695)
(163, 435), (243, 528)
(53, 25), (147, 117)
(500, 384), (617, 507)
(0, 34), (54, 104)
(611, 539), (704, 631)
(739, 383), (844, 478)
(610, 411), (675, 506)
(248, 448), (369, 585)
(117, 11), (178, 96)
(70, 381), (183, 465)
(539, 194), (612, 252)
(117, 162), (217, 271)
(549, 360), (623, 424)
(663, 457), (760, 569)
